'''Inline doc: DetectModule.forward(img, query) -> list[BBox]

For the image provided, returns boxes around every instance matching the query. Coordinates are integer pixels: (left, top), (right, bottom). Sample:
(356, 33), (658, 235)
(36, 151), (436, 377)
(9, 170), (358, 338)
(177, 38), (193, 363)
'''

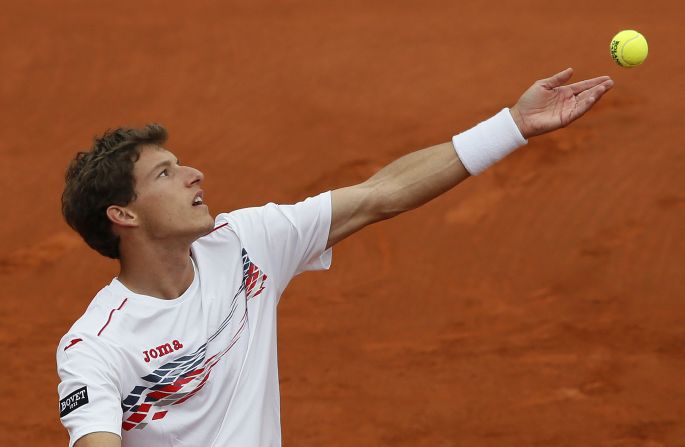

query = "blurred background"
(1, 0), (684, 445)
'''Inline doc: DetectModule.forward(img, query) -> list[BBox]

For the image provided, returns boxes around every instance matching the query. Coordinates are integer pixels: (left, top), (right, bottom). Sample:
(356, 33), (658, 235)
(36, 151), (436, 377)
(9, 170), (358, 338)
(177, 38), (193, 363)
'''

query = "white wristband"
(451, 108), (528, 176)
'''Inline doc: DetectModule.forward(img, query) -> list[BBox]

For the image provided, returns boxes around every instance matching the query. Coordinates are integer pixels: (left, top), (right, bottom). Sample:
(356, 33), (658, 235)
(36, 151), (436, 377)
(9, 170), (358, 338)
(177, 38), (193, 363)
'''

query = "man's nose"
(184, 166), (204, 186)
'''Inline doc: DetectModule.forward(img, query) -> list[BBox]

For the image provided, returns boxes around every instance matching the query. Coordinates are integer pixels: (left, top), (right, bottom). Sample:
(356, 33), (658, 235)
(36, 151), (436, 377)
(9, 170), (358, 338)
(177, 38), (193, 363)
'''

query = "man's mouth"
(192, 191), (204, 206)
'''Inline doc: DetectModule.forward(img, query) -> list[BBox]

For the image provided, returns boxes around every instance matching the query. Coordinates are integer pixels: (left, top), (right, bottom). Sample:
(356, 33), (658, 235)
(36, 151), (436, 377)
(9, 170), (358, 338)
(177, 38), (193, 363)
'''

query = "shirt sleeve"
(56, 334), (122, 447)
(221, 191), (333, 293)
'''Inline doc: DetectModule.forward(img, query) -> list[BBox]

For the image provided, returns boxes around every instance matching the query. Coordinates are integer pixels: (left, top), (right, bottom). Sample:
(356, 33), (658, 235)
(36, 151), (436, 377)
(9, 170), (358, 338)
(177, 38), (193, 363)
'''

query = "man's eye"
(159, 169), (169, 177)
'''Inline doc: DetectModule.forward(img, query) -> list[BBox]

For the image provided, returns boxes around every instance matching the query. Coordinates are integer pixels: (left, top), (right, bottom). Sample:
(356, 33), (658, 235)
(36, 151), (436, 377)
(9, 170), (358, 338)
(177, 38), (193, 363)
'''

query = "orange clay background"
(1, 0), (684, 445)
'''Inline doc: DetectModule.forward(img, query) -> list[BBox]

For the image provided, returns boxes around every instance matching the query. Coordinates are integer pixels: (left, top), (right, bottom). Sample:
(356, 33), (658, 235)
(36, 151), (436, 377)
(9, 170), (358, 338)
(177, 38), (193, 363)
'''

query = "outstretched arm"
(326, 68), (613, 249)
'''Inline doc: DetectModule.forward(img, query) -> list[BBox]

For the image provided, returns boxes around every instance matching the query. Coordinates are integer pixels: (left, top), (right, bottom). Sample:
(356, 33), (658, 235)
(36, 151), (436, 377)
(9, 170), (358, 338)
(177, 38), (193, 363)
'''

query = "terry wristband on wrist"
(451, 108), (528, 176)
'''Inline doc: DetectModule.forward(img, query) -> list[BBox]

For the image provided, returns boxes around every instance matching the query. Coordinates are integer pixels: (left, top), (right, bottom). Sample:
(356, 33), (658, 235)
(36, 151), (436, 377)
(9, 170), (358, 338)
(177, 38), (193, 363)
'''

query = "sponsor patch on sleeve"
(59, 386), (89, 418)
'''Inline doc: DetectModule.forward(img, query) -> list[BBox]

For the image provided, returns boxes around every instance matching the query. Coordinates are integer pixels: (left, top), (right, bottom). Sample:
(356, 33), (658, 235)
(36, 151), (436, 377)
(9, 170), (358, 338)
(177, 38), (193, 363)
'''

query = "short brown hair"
(62, 124), (168, 259)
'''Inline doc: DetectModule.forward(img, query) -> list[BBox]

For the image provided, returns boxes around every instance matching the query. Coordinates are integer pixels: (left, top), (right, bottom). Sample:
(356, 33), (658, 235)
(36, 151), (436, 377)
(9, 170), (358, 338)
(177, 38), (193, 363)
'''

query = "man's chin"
(196, 215), (217, 238)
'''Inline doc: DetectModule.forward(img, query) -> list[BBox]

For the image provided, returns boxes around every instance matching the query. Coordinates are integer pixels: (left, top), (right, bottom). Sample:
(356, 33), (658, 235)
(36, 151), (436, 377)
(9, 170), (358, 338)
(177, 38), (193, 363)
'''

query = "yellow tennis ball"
(610, 30), (648, 67)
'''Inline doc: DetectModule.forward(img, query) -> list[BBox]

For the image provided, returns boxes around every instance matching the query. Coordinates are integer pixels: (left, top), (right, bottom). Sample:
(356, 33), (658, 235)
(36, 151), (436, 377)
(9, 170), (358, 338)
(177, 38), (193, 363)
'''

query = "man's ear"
(106, 205), (138, 228)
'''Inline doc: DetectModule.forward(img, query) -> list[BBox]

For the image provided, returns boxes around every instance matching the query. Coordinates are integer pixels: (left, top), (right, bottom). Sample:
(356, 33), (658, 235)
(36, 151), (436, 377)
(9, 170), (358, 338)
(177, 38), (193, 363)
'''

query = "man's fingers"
(577, 79), (614, 102)
(572, 80), (614, 119)
(567, 76), (613, 95)
(540, 67), (574, 89)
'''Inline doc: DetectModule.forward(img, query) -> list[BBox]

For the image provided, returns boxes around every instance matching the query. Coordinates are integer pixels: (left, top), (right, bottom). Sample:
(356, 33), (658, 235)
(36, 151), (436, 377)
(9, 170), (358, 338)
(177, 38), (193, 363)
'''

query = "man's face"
(126, 145), (215, 241)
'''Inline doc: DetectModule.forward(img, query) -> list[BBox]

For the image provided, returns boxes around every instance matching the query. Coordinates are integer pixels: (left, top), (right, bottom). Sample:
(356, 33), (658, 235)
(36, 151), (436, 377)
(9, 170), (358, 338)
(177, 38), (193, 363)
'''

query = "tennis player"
(57, 68), (613, 447)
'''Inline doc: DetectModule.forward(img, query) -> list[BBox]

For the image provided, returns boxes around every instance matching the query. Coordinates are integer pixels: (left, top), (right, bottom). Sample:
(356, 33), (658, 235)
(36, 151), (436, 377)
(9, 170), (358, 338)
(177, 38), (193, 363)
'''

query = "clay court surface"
(2, 0), (684, 445)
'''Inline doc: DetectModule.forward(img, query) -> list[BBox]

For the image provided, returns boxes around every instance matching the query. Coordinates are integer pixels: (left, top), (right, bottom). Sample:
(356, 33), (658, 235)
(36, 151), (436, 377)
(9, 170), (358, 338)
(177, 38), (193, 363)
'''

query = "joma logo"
(143, 340), (184, 363)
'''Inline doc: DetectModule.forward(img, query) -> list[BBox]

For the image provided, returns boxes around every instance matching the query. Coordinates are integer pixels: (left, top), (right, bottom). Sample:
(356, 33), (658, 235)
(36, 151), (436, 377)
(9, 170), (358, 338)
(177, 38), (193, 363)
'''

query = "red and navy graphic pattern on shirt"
(120, 248), (267, 432)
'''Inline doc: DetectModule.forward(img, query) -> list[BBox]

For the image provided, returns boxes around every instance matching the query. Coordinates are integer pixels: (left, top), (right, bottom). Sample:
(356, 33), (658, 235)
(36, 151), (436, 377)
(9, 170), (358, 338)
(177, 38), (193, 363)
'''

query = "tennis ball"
(610, 30), (648, 67)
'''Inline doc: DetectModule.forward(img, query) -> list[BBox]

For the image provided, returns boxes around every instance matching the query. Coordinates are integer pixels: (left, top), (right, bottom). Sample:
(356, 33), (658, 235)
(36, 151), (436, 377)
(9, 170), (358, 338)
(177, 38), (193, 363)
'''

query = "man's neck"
(117, 239), (195, 300)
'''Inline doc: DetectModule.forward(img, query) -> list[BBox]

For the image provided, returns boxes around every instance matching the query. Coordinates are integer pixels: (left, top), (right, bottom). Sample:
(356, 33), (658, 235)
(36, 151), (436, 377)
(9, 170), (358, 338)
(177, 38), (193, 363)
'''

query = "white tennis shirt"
(56, 192), (332, 447)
